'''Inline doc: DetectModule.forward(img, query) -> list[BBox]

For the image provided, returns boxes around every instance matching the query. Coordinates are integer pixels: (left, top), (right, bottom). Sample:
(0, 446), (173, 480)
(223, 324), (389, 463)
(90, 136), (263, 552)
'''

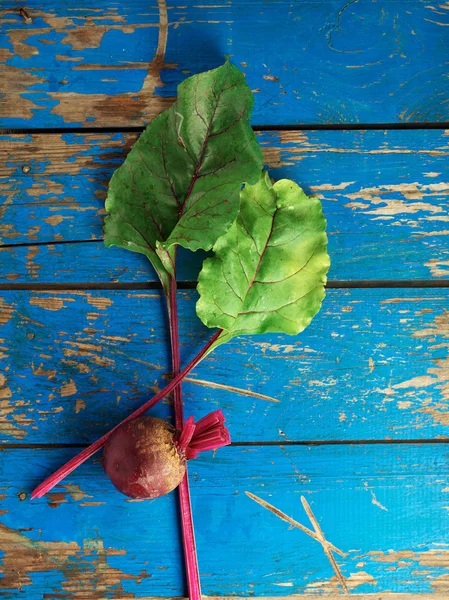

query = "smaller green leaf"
(196, 171), (330, 348)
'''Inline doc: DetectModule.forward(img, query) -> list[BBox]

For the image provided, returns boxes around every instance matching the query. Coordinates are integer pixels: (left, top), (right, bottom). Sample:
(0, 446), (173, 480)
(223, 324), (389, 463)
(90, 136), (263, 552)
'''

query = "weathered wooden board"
(1, 443), (449, 597)
(0, 288), (448, 444)
(1, 0), (449, 128)
(2, 130), (449, 283)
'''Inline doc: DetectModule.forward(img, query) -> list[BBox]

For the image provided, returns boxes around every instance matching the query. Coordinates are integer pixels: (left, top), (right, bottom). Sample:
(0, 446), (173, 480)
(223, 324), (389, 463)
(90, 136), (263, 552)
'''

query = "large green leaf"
(104, 61), (263, 290)
(196, 171), (330, 347)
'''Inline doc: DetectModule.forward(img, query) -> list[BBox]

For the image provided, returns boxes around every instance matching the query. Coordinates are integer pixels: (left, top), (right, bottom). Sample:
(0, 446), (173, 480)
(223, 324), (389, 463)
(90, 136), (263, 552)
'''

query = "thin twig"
(245, 492), (345, 556)
(301, 496), (350, 596)
(184, 377), (280, 403)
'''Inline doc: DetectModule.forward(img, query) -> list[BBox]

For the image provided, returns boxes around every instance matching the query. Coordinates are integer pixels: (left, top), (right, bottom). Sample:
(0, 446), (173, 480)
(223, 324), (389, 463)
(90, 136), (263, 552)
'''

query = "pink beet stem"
(193, 409), (225, 433)
(31, 327), (222, 500)
(186, 410), (231, 459)
(177, 415), (196, 452)
(168, 275), (202, 600)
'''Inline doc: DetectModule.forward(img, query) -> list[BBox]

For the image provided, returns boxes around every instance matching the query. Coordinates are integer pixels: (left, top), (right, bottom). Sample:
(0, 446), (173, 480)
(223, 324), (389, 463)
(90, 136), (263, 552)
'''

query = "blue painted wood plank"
(0, 288), (448, 444)
(1, 443), (449, 597)
(1, 130), (449, 282)
(1, 1), (449, 127)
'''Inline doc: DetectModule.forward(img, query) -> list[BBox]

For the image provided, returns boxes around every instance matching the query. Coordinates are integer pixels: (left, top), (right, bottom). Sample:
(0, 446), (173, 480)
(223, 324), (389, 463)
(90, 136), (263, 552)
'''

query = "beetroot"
(103, 411), (231, 500)
(103, 416), (185, 499)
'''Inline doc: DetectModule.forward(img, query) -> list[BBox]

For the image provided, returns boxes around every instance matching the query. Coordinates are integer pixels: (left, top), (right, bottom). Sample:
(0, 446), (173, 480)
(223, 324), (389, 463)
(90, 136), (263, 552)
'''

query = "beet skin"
(103, 416), (186, 500)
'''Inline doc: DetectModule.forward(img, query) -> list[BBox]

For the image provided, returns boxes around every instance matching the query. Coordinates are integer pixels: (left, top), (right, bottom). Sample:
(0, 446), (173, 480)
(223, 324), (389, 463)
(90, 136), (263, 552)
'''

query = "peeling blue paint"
(1, 1), (448, 127)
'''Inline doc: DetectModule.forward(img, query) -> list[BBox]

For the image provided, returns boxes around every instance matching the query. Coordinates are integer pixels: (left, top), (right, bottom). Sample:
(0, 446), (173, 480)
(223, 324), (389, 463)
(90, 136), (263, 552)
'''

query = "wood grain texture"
(2, 2), (449, 595)
(0, 288), (448, 444)
(1, 0), (449, 127)
(1, 129), (449, 283)
(2, 444), (449, 597)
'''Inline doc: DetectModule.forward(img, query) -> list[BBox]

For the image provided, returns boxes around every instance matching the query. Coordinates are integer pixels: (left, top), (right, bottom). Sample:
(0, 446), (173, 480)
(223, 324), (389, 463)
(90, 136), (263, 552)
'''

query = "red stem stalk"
(31, 327), (222, 500)
(168, 276), (202, 600)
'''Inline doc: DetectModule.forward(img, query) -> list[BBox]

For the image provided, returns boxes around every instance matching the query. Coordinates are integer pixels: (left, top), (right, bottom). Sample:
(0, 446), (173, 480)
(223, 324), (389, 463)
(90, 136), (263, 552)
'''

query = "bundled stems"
(168, 275), (202, 600)
(32, 267), (218, 600)
(31, 327), (222, 500)
(185, 410), (230, 459)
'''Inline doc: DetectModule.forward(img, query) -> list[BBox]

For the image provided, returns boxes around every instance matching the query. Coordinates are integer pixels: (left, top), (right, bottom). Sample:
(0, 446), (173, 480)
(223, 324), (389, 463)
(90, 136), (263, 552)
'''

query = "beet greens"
(32, 60), (329, 600)
(103, 59), (263, 293)
(197, 170), (329, 348)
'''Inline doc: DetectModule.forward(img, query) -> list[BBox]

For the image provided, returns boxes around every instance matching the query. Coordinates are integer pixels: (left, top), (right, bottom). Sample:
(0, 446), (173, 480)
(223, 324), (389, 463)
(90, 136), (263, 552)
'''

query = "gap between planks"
(147, 596), (449, 600)
(24, 596), (449, 600)
(122, 596), (449, 600)
(2, 439), (449, 450)
(0, 280), (449, 291)
(1, 122), (449, 135)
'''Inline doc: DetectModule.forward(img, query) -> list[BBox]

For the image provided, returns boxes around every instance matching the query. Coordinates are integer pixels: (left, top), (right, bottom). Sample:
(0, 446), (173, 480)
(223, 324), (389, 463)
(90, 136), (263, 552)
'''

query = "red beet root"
(103, 416), (185, 499)
(103, 411), (231, 500)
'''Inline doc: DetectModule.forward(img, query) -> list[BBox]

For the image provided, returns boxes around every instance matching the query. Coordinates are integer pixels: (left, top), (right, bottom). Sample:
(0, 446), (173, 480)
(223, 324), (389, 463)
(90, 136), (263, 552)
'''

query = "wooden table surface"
(1, 1), (449, 598)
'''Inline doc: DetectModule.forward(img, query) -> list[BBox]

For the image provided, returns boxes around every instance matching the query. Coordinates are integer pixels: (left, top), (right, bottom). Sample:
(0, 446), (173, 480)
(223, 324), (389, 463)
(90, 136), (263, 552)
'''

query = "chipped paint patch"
(42, 215), (67, 226)
(393, 375), (437, 390)
(0, 376), (12, 401)
(367, 548), (449, 568)
(381, 309), (449, 425)
(306, 570), (376, 592)
(413, 309), (449, 338)
(262, 74), (279, 82)
(0, 67), (45, 120)
(363, 482), (388, 511)
(345, 182), (449, 216)
(0, 521), (148, 594)
(25, 246), (40, 280)
(0, 297), (14, 325)
(62, 348), (113, 368)
(48, 491), (68, 508)
(87, 296), (113, 310)
(29, 297), (75, 311)
(63, 483), (93, 502)
(101, 335), (130, 342)
(62, 25), (121, 51)
(60, 379), (77, 397)
(126, 293), (164, 299)
(75, 399), (86, 413)
(49, 92), (174, 126)
(46, 0), (176, 126)
(381, 297), (444, 305)
(32, 363), (56, 380)
(311, 181), (355, 191)
(62, 342), (114, 368)
(1, 0), (176, 125)
(254, 342), (298, 354)
(425, 259), (449, 278)
(61, 360), (91, 374)
(0, 374), (27, 440)
(432, 573), (449, 590)
(398, 401), (412, 410)
(419, 405), (449, 426)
